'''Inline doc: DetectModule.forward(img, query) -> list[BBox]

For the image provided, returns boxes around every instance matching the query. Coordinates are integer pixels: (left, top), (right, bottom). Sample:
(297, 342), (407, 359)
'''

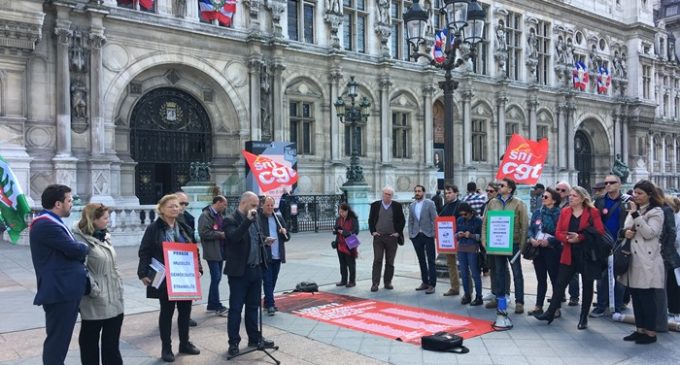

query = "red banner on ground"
(242, 150), (298, 193)
(275, 291), (493, 344)
(496, 134), (549, 185)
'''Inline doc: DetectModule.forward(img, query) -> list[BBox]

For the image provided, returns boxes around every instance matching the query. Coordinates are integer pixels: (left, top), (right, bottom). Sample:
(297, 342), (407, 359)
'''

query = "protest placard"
(485, 210), (514, 256)
(435, 216), (457, 253)
(162, 242), (202, 300)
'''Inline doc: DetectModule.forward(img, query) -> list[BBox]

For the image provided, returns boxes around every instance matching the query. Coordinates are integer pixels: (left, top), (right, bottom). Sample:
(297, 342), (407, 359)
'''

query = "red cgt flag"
(242, 150), (298, 193)
(496, 134), (549, 185)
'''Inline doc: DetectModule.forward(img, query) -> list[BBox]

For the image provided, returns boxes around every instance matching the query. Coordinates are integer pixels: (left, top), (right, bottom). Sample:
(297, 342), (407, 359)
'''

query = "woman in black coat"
(138, 194), (203, 362)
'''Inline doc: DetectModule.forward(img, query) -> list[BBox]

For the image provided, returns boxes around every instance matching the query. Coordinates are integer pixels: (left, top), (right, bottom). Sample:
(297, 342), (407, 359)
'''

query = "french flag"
(199, 0), (237, 27)
(572, 60), (589, 91)
(597, 65), (611, 94)
(432, 29), (454, 64)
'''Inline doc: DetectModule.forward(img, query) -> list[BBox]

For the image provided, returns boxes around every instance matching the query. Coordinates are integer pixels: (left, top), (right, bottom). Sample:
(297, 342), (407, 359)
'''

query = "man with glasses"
(481, 178), (528, 327)
(368, 186), (406, 292)
(176, 191), (199, 327)
(481, 183), (511, 307)
(554, 182), (580, 307)
(409, 185), (439, 294)
(530, 184), (545, 212)
(591, 175), (630, 317)
(198, 195), (229, 317)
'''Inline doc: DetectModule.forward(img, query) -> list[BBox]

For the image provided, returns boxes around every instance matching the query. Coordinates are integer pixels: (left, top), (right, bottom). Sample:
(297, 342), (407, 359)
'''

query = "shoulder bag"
(613, 238), (632, 276)
(421, 331), (469, 354)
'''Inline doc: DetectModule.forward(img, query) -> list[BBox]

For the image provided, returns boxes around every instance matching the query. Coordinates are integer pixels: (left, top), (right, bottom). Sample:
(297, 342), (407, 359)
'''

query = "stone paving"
(0, 231), (678, 364)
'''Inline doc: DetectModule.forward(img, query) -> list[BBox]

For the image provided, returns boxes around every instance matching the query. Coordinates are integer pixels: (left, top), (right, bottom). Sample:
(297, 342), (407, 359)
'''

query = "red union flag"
(496, 134), (549, 185)
(242, 150), (298, 192)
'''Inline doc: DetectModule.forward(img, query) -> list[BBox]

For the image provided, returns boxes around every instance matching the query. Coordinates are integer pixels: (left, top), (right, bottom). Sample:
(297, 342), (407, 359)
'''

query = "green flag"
(0, 155), (31, 243)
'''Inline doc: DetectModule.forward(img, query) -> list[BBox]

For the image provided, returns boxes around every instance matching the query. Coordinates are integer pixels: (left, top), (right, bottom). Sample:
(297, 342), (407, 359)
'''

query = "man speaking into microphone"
(223, 192), (275, 357)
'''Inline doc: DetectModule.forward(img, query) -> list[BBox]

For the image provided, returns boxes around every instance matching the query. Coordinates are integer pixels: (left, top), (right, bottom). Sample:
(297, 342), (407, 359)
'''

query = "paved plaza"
(0, 232), (678, 365)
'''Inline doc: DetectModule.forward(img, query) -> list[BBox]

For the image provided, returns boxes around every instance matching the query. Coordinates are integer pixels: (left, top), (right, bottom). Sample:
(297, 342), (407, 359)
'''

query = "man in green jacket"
(481, 177), (528, 329)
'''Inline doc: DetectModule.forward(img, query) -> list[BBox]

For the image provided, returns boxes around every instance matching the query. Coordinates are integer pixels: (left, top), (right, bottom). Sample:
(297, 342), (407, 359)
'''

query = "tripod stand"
(227, 212), (280, 364)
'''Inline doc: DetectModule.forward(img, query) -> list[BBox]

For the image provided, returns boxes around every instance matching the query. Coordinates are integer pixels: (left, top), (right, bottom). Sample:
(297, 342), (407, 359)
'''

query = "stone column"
(54, 18), (72, 158)
(622, 114), (629, 165)
(612, 112), (619, 157)
(557, 102), (566, 169)
(496, 79), (509, 161)
(248, 57), (262, 141)
(422, 84), (435, 167)
(89, 27), (106, 157)
(661, 134), (667, 174)
(648, 133), (655, 175)
(527, 87), (538, 141)
(462, 88), (473, 166)
(565, 96), (576, 172)
(674, 135), (678, 175)
(271, 52), (286, 142)
(329, 69), (343, 162)
(186, 0), (199, 20)
(379, 74), (392, 164)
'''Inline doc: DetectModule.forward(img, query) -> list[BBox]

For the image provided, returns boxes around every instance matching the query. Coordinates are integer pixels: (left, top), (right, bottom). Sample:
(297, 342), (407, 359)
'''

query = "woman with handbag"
(455, 203), (483, 306)
(137, 194), (202, 362)
(619, 180), (665, 344)
(73, 203), (124, 365)
(526, 188), (562, 317)
(333, 203), (359, 288)
(534, 186), (605, 330)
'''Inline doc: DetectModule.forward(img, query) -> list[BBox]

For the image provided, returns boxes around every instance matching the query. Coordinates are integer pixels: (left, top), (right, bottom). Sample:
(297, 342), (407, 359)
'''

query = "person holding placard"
(333, 203), (360, 288)
(439, 184), (463, 296)
(481, 177), (528, 328)
(138, 194), (202, 362)
(526, 188), (562, 317)
(73, 203), (125, 365)
(456, 203), (483, 306)
(534, 186), (605, 330)
(409, 185), (439, 294)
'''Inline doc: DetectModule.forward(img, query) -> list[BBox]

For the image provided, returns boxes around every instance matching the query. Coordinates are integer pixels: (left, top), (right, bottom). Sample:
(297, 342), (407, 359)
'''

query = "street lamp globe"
(360, 97), (371, 119)
(347, 76), (358, 98)
(443, 0), (469, 32)
(333, 97), (346, 120)
(403, 0), (429, 59)
(465, 0), (486, 46)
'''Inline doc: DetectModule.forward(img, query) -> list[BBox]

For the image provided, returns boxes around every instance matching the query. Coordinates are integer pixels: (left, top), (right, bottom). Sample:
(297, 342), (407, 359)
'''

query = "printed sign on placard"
(496, 134), (549, 185)
(162, 242), (202, 301)
(485, 210), (515, 256)
(435, 216), (457, 253)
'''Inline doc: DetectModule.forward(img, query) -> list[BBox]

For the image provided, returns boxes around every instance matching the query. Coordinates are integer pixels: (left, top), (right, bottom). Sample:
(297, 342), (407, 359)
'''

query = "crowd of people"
(27, 174), (680, 364)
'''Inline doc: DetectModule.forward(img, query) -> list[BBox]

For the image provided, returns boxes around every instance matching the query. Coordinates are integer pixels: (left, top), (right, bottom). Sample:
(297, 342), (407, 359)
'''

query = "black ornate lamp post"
(334, 76), (371, 185)
(404, 0), (486, 185)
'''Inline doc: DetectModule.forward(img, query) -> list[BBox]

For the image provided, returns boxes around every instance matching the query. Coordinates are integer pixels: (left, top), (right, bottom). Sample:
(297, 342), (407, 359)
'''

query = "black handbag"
(331, 240), (337, 249)
(613, 238), (632, 276)
(521, 243), (540, 260)
(421, 331), (469, 354)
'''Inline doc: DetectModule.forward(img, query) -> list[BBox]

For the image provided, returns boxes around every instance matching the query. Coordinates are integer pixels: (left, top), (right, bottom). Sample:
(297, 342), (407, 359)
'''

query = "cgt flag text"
(242, 150), (298, 193)
(496, 134), (548, 185)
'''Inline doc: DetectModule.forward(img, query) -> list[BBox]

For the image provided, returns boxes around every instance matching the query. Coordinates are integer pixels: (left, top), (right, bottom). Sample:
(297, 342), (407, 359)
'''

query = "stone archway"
(130, 87), (212, 204)
(575, 118), (612, 191)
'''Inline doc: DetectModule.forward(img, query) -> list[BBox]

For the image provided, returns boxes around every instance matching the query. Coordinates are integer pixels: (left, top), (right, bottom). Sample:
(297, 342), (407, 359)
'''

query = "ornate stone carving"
(326, 0), (342, 15)
(266, 0), (287, 37)
(174, 0), (187, 18)
(69, 30), (88, 73)
(526, 29), (538, 79)
(189, 162), (211, 183)
(260, 63), (272, 140)
(54, 24), (72, 46)
(89, 30), (106, 50)
(324, 12), (343, 49)
(376, 0), (390, 26)
(0, 19), (43, 52)
(494, 22), (508, 73)
(612, 154), (630, 183)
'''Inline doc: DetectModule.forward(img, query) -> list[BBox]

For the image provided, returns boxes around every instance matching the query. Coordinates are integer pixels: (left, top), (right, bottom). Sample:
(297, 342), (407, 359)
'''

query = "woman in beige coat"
(73, 203), (124, 364)
(619, 180), (665, 345)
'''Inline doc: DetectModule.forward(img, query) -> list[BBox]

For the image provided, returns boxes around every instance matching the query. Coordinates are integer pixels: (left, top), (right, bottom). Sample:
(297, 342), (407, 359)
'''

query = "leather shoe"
(623, 331), (644, 341)
(336, 281), (347, 286)
(346, 282), (356, 288)
(577, 313), (588, 330)
(179, 342), (200, 355)
(188, 318), (198, 327)
(384, 283), (394, 290)
(534, 310), (555, 325)
(161, 348), (175, 362)
(370, 285), (379, 292)
(425, 286), (435, 294)
(443, 288), (460, 296)
(248, 338), (275, 348)
(415, 283), (429, 291)
(635, 334), (656, 344)
(227, 344), (239, 357)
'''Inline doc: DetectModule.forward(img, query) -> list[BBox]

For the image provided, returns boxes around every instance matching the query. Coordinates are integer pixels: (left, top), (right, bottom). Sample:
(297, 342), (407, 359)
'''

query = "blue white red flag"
(432, 29), (455, 64)
(597, 65), (611, 94)
(199, 0), (237, 27)
(572, 60), (589, 91)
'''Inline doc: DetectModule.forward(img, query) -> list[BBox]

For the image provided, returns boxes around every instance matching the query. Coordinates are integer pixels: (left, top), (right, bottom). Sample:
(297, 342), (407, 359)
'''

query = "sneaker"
(415, 283), (429, 291)
(425, 286), (435, 294)
(483, 293), (495, 301)
(267, 307), (276, 316)
(514, 303), (524, 314)
(623, 331), (644, 341)
(589, 308), (606, 318)
(215, 307), (228, 317)
(470, 297), (484, 306)
(248, 338), (275, 348)
(443, 288), (460, 296)
(635, 334), (657, 345)
(485, 299), (497, 309)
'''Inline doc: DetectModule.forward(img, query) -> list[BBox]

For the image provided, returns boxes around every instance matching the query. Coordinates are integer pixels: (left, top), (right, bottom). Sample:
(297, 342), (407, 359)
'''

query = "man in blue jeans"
(481, 178), (528, 328)
(258, 196), (289, 315)
(591, 175), (630, 317)
(198, 195), (228, 316)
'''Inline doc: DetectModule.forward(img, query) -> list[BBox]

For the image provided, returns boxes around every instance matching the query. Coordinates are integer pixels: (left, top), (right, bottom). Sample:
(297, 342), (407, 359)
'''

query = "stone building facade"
(0, 0), (675, 206)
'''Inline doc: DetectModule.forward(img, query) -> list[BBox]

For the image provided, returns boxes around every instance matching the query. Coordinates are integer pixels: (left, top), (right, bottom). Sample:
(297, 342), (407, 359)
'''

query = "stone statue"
(526, 30), (538, 60)
(174, 0), (186, 18)
(612, 154), (630, 184)
(564, 37), (575, 66)
(325, 0), (342, 15)
(189, 162), (211, 183)
(612, 51), (623, 78)
(377, 0), (390, 26)
(69, 31), (87, 73)
(260, 64), (272, 138)
(71, 83), (87, 118)
(555, 36), (566, 65)
(424, 0), (434, 36)
(495, 24), (507, 52)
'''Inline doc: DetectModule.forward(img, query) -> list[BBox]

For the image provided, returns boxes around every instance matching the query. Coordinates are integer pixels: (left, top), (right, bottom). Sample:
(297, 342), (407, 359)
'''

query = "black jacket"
(439, 199), (462, 218)
(257, 211), (290, 263)
(368, 200), (405, 244)
(660, 204), (680, 270)
(137, 218), (199, 299)
(222, 210), (264, 277)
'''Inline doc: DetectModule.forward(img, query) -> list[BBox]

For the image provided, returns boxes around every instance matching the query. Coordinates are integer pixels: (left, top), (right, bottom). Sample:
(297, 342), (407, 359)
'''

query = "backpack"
(421, 332), (469, 354)
(294, 281), (319, 293)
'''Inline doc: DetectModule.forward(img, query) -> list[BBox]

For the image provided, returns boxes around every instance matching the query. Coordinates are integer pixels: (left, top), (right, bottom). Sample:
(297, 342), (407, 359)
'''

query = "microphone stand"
(227, 211), (280, 364)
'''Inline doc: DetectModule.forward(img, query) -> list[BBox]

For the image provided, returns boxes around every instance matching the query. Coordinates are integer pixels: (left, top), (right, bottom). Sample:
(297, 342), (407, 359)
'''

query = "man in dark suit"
(223, 192), (275, 357)
(368, 186), (405, 292)
(29, 184), (89, 365)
